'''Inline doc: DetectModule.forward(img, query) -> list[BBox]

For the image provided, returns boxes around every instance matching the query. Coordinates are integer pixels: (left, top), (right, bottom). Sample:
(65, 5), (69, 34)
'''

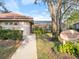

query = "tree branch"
(62, 5), (71, 16)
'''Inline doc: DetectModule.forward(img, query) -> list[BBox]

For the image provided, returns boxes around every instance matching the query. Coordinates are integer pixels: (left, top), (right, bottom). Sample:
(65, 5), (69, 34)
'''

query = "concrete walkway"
(11, 34), (37, 59)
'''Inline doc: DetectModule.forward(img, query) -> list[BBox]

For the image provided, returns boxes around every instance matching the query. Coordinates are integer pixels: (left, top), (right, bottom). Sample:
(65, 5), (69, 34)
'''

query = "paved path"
(11, 34), (37, 59)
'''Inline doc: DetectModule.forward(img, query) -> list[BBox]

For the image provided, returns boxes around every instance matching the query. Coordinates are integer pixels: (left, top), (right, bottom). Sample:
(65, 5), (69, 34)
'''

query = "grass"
(36, 33), (56, 59)
(36, 33), (77, 59)
(37, 38), (55, 59)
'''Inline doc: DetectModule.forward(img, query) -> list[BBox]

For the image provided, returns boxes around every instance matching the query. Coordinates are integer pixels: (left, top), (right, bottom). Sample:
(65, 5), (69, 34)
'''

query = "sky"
(3, 0), (51, 21)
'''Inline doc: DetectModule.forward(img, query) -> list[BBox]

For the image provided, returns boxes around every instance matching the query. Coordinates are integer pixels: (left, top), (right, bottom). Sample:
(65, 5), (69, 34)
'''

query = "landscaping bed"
(0, 40), (17, 59)
(33, 27), (78, 59)
(0, 39), (22, 59)
(36, 33), (77, 59)
(0, 29), (23, 59)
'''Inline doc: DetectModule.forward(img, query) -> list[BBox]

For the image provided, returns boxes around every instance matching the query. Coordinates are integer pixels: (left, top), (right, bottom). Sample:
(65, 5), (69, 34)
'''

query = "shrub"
(33, 27), (47, 36)
(0, 29), (23, 40)
(58, 42), (78, 56)
(75, 43), (79, 54)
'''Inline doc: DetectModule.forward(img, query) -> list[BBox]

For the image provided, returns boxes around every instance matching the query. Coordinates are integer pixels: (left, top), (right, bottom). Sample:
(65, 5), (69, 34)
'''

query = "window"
(0, 26), (2, 29)
(5, 22), (8, 25)
(14, 22), (18, 25)
(10, 22), (13, 25)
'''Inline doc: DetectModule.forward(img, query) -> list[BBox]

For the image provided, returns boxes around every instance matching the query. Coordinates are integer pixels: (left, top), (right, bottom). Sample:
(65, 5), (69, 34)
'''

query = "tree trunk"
(47, 1), (58, 39)
(57, 0), (62, 34)
(51, 18), (58, 39)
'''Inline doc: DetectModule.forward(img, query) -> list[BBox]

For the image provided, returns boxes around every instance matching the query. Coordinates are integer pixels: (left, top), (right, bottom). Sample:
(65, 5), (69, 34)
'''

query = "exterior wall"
(0, 21), (31, 36)
(20, 22), (31, 36)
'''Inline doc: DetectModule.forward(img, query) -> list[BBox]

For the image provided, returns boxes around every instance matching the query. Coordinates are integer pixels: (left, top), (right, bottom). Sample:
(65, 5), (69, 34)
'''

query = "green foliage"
(58, 42), (79, 56)
(65, 10), (79, 28)
(68, 11), (79, 20)
(33, 27), (47, 36)
(0, 29), (23, 40)
(75, 43), (79, 54)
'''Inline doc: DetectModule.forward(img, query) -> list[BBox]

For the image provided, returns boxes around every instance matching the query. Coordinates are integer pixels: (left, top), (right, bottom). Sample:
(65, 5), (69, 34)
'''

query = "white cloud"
(23, 9), (51, 21)
(42, 12), (47, 15)
(34, 17), (51, 21)
(31, 10), (40, 14)
(45, 8), (48, 12)
(34, 15), (51, 21)
(5, 0), (19, 12)
(21, 0), (35, 5)
(12, 11), (24, 15)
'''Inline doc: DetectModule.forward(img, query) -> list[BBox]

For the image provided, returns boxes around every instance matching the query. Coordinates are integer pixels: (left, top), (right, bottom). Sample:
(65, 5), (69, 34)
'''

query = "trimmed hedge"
(0, 29), (23, 40)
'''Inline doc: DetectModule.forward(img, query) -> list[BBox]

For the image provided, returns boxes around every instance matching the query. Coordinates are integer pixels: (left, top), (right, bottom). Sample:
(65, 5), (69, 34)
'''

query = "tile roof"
(0, 12), (33, 23)
(0, 12), (33, 19)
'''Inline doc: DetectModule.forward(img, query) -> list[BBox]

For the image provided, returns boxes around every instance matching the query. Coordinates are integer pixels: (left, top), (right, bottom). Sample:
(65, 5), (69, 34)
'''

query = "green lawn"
(36, 33), (56, 59)
(37, 38), (55, 59)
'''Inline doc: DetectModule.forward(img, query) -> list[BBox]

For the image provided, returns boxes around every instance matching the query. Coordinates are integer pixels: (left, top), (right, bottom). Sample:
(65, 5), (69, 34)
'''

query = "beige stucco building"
(0, 12), (33, 39)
